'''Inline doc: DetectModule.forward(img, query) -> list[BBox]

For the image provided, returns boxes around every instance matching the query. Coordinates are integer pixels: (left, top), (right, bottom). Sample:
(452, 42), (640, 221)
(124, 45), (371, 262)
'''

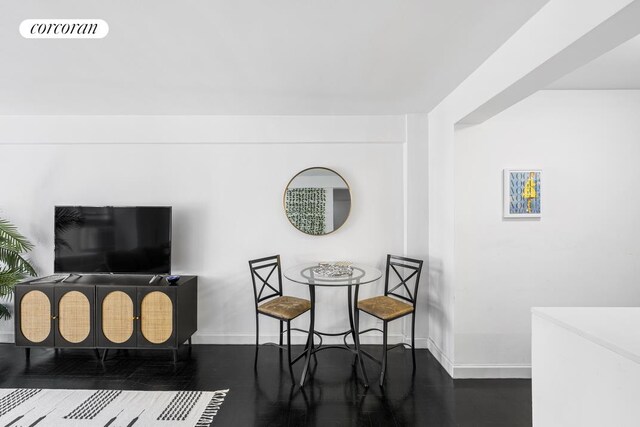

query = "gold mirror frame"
(283, 167), (351, 236)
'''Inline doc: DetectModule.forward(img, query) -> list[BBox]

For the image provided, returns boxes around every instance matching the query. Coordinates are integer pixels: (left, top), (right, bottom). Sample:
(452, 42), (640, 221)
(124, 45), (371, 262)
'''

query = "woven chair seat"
(258, 296), (311, 321)
(357, 295), (414, 321)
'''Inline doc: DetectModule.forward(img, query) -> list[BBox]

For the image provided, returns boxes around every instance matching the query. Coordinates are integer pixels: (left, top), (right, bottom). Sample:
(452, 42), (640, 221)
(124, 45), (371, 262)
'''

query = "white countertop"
(532, 307), (640, 364)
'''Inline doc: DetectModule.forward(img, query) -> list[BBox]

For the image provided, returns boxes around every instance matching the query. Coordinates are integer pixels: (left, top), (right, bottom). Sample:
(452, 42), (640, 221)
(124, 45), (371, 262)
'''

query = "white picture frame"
(503, 169), (542, 218)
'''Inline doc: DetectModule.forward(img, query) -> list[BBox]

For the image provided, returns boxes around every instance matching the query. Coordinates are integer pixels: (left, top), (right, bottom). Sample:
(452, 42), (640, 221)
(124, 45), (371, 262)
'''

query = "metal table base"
(298, 283), (369, 387)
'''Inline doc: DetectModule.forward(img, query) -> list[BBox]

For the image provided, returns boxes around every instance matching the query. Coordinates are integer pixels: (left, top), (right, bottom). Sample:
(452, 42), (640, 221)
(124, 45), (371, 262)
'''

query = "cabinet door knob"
(51, 316), (57, 320)
(132, 316), (140, 320)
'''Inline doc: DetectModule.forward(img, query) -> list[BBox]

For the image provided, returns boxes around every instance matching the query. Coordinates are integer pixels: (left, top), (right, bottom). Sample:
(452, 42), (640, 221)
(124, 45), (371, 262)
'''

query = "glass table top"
(284, 263), (382, 287)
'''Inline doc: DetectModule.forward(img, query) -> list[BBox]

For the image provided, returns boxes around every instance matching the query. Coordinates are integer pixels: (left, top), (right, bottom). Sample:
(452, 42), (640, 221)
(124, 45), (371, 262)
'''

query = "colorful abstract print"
(509, 171), (541, 215)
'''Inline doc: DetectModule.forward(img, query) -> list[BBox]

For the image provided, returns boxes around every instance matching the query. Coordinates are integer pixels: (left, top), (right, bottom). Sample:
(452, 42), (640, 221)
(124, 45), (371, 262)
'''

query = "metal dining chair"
(356, 254), (424, 386)
(249, 255), (311, 371)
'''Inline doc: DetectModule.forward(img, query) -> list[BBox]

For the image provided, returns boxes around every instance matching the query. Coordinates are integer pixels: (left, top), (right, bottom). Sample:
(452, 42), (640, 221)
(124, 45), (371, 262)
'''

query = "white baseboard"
(425, 338), (531, 379)
(0, 333), (15, 344)
(453, 364), (531, 379)
(426, 337), (454, 376)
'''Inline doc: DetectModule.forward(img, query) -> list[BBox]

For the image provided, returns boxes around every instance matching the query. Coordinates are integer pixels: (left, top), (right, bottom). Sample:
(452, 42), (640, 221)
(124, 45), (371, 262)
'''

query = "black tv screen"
(54, 206), (172, 274)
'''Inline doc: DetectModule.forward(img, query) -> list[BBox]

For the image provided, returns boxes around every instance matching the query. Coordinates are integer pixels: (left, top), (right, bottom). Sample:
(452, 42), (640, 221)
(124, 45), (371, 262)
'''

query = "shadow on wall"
(172, 204), (212, 273)
(426, 257), (449, 352)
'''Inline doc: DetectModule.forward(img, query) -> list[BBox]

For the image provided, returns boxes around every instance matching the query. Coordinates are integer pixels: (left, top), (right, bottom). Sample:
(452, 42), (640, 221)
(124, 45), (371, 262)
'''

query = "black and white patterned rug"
(0, 388), (228, 426)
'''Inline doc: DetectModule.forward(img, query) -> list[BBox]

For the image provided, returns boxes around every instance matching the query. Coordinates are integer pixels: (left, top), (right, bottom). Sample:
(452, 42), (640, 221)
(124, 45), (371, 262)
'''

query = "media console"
(14, 274), (197, 363)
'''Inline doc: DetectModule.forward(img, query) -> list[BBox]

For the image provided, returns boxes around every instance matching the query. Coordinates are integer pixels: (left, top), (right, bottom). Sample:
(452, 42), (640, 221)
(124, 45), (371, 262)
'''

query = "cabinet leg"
(101, 349), (108, 362)
(25, 348), (30, 360)
(172, 349), (178, 364)
(188, 337), (192, 346)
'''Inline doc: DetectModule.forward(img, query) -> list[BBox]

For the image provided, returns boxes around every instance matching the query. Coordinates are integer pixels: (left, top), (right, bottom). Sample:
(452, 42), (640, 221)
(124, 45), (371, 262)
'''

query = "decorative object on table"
(248, 255), (311, 376)
(503, 169), (542, 218)
(0, 218), (37, 320)
(284, 167), (351, 235)
(312, 262), (353, 278)
(356, 254), (424, 387)
(0, 388), (229, 426)
(166, 275), (181, 286)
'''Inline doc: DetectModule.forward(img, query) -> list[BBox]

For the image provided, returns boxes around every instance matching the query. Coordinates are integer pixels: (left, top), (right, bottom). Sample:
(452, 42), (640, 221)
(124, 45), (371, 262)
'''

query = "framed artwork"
(503, 169), (541, 218)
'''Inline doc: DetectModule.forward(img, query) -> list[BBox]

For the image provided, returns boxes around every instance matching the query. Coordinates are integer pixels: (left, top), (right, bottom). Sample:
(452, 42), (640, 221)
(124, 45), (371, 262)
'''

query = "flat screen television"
(54, 206), (172, 274)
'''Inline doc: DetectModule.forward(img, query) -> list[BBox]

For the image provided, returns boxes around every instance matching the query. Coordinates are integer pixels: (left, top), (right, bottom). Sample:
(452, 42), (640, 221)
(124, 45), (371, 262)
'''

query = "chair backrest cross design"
(384, 254), (423, 306)
(249, 255), (283, 307)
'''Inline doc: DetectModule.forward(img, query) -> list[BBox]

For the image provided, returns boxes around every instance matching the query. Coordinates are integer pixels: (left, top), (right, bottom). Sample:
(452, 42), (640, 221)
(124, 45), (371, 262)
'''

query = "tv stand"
(14, 274), (198, 363)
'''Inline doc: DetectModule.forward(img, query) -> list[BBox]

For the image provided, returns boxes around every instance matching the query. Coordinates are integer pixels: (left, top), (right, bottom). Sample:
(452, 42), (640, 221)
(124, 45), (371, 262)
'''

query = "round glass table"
(284, 263), (382, 387)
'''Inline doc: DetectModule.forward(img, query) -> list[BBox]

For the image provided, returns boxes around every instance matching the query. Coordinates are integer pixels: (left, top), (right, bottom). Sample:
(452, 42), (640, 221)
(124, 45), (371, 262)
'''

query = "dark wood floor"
(0, 344), (531, 426)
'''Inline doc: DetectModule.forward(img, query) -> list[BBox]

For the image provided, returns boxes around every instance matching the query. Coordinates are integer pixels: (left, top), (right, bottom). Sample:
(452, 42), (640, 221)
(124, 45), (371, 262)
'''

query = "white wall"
(454, 90), (640, 377)
(424, 108), (456, 375)
(0, 116), (411, 345)
(405, 114), (430, 350)
(421, 0), (640, 378)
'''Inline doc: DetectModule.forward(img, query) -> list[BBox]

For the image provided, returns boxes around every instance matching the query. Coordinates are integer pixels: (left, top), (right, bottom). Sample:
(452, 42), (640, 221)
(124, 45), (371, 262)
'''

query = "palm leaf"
(0, 270), (22, 300)
(0, 248), (36, 277)
(0, 304), (10, 321)
(0, 217), (36, 320)
(0, 219), (34, 253)
(0, 286), (13, 299)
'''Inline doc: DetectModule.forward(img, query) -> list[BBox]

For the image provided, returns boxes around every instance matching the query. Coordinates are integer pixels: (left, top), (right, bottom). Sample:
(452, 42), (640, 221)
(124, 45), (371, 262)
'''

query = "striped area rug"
(0, 388), (228, 426)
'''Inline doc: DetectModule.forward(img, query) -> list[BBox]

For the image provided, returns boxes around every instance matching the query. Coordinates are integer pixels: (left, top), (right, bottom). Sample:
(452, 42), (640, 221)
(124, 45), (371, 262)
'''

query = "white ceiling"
(0, 0), (547, 115)
(548, 34), (640, 90)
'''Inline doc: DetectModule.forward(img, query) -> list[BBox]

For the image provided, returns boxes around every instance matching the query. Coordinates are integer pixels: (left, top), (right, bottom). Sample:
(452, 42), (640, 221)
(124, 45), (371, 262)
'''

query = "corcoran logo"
(19, 19), (108, 39)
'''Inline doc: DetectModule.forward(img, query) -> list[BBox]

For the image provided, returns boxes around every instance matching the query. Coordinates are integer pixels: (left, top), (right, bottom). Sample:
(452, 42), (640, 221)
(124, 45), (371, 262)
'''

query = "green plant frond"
(0, 218), (35, 320)
(0, 271), (21, 299)
(22, 258), (37, 277)
(0, 271), (21, 286)
(0, 219), (34, 253)
(0, 247), (37, 277)
(0, 287), (15, 301)
(0, 303), (11, 321)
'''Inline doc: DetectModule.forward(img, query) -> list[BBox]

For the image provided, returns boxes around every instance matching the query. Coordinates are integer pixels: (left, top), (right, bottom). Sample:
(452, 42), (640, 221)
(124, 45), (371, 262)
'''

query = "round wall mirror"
(284, 167), (351, 235)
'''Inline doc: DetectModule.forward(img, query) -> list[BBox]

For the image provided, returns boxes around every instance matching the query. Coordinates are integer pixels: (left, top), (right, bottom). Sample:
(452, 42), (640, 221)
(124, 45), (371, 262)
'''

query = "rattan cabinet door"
(15, 286), (55, 347)
(96, 286), (137, 348)
(54, 286), (95, 347)
(137, 288), (177, 347)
